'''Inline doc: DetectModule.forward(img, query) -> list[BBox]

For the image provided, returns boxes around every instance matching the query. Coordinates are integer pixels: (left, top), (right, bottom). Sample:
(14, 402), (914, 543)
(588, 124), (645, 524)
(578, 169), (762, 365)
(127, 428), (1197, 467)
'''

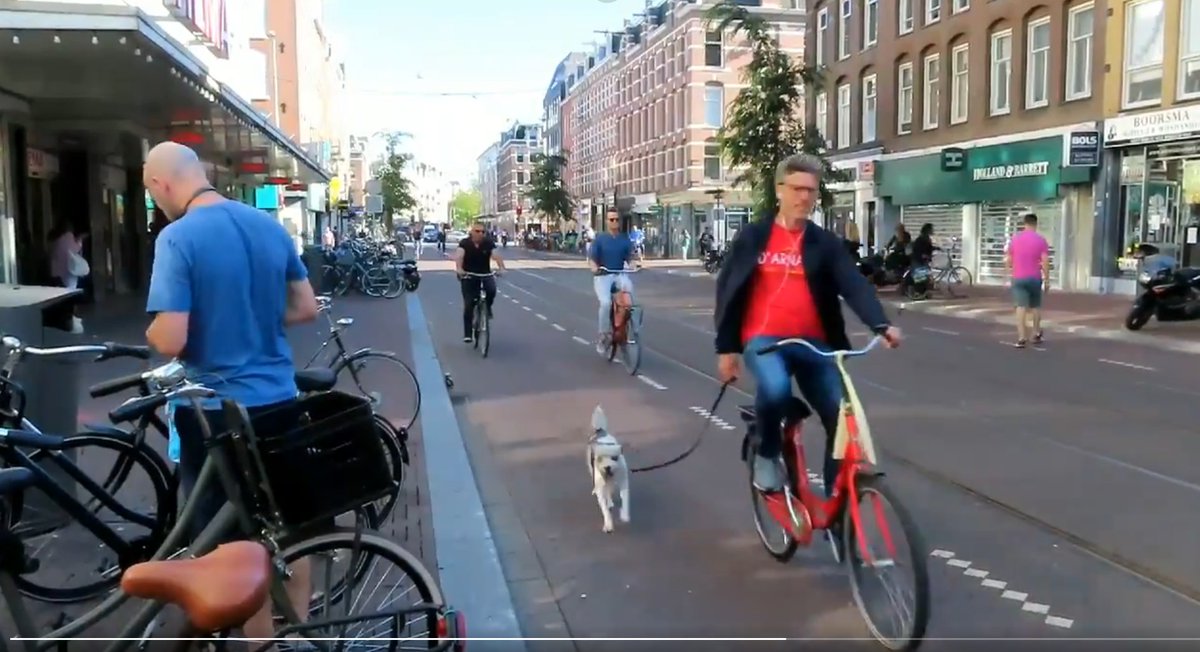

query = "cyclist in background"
(455, 220), (506, 342)
(713, 154), (901, 498)
(590, 208), (642, 354)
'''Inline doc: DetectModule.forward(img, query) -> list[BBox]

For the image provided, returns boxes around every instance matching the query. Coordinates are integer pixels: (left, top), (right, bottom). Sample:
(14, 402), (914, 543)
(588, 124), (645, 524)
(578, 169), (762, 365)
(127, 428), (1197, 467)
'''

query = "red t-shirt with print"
(741, 223), (825, 345)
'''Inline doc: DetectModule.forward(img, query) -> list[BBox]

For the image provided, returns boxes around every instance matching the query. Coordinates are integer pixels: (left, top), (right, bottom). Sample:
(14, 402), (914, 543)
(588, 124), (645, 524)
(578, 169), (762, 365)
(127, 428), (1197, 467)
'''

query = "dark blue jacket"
(713, 217), (891, 354)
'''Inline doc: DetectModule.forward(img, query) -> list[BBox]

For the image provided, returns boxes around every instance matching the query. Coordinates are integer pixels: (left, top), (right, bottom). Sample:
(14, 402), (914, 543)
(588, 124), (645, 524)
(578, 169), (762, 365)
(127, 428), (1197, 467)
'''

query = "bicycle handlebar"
(460, 271), (497, 277)
(596, 266), (642, 274)
(107, 361), (215, 424)
(1, 335), (151, 361)
(756, 335), (884, 357)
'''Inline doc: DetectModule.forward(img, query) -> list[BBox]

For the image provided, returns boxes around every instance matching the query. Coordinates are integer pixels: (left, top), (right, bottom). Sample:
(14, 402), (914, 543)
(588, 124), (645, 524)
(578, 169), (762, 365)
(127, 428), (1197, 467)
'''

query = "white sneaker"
(69, 317), (84, 334)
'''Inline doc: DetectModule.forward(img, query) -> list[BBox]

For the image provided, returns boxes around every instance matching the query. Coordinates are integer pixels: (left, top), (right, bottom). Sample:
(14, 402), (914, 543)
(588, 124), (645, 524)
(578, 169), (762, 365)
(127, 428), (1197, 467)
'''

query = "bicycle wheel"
(382, 267), (406, 299)
(941, 266), (972, 298)
(333, 267), (353, 297)
(332, 350), (422, 432)
(272, 528), (446, 644)
(476, 299), (490, 358)
(359, 268), (387, 298)
(746, 436), (798, 563)
(618, 306), (642, 375)
(842, 474), (930, 650)
(10, 433), (176, 603)
(606, 303), (621, 363)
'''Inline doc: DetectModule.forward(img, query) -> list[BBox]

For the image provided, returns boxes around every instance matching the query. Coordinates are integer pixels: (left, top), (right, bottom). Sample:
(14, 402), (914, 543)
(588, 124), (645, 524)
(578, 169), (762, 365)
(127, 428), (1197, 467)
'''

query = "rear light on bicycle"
(437, 608), (466, 652)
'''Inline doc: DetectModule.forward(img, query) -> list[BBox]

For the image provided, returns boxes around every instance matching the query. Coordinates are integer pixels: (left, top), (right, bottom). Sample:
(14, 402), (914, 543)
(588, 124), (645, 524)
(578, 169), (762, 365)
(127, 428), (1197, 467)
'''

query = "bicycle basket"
(911, 266), (931, 283)
(248, 391), (395, 528)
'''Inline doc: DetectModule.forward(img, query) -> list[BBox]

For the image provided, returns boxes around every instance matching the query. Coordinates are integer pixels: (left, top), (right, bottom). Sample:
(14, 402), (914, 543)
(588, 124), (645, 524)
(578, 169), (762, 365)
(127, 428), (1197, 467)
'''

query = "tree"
(449, 187), (483, 229)
(707, 2), (847, 216)
(375, 131), (416, 232)
(526, 153), (575, 227)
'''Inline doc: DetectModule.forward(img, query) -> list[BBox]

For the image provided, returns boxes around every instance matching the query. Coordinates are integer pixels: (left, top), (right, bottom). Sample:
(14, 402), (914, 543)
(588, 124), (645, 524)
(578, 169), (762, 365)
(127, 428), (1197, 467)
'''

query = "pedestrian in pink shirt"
(1004, 212), (1051, 348)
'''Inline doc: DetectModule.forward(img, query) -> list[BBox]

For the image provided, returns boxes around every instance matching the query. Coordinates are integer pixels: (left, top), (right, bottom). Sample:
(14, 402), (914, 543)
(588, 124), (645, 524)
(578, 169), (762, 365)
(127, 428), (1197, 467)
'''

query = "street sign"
(365, 179), (382, 195)
(940, 147), (966, 171)
(366, 195), (383, 214)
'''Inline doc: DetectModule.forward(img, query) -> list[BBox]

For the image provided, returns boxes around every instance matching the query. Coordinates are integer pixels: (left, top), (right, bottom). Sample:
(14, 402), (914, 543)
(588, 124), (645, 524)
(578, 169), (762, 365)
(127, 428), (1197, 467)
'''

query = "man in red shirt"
(713, 154), (901, 496)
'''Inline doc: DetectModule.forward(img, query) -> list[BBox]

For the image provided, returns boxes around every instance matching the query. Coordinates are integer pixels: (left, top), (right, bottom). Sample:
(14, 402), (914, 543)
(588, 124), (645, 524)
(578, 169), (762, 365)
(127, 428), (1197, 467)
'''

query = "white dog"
(587, 405), (630, 533)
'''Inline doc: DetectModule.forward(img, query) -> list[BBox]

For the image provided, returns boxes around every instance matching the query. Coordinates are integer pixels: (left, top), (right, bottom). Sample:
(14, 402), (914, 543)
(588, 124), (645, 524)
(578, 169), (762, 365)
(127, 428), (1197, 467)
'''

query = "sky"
(326, 0), (650, 185)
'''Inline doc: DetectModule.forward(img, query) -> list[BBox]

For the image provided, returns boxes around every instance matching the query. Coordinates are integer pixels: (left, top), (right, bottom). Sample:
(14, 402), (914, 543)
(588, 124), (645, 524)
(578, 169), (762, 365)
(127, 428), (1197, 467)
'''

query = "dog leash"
(630, 380), (731, 474)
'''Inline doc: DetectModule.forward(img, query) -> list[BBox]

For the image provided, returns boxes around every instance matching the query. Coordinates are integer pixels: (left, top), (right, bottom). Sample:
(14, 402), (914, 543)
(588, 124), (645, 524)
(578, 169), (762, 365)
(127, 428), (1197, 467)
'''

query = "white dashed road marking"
(1098, 358), (1155, 371)
(536, 313), (548, 321)
(571, 336), (591, 346)
(637, 375), (668, 390)
(551, 323), (566, 331)
(689, 406), (738, 431)
(931, 550), (1073, 629)
(922, 326), (960, 336)
(522, 305), (532, 312)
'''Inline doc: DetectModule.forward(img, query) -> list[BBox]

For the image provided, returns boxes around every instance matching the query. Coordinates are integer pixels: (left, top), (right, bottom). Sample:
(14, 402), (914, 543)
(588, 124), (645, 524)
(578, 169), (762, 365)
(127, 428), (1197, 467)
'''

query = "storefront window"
(1116, 145), (1199, 275)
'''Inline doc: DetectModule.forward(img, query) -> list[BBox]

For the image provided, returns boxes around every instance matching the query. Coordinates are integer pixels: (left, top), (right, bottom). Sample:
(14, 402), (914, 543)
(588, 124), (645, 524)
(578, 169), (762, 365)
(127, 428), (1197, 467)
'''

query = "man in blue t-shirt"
(589, 208), (642, 354)
(143, 141), (318, 639)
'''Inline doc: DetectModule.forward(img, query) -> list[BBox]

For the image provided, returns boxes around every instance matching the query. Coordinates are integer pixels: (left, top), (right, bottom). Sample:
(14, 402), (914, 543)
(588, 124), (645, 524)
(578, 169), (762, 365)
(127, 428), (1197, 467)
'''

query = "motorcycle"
(703, 245), (726, 274)
(1125, 261), (1200, 330)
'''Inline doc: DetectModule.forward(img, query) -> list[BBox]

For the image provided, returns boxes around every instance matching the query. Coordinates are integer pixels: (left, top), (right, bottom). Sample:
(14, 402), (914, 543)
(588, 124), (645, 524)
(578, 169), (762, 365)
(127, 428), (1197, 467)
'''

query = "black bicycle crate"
(252, 391), (394, 527)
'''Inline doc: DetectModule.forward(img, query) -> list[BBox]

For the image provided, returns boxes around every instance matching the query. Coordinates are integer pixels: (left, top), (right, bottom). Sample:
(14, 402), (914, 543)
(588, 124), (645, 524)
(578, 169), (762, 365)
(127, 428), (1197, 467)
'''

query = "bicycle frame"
(760, 339), (889, 565)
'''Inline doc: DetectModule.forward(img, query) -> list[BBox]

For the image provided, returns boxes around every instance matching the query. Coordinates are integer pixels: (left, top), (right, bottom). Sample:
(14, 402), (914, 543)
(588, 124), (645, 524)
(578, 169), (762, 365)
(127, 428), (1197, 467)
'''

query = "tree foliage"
(375, 131), (416, 231)
(706, 2), (847, 216)
(526, 152), (575, 225)
(449, 187), (483, 229)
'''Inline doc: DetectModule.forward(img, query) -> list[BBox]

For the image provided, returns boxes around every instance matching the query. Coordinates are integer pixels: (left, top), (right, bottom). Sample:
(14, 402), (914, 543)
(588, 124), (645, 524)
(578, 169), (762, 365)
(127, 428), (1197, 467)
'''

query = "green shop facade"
(874, 135), (1097, 290)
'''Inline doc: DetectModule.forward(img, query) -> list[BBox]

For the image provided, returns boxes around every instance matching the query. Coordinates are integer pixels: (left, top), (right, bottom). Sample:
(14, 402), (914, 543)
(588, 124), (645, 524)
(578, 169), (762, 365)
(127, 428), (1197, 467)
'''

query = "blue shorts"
(1012, 278), (1043, 309)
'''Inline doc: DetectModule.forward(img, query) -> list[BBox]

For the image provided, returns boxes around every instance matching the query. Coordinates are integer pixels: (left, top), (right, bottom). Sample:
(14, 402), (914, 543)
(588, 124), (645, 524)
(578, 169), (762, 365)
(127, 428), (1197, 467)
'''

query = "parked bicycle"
(596, 266), (642, 375)
(321, 238), (420, 299)
(0, 372), (462, 650)
(740, 336), (929, 650)
(461, 271), (497, 358)
(907, 237), (973, 300)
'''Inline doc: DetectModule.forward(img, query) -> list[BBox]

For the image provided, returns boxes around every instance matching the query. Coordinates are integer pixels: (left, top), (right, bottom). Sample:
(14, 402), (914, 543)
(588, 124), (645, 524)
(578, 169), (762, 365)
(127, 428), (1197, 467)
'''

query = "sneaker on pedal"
(752, 454), (785, 492)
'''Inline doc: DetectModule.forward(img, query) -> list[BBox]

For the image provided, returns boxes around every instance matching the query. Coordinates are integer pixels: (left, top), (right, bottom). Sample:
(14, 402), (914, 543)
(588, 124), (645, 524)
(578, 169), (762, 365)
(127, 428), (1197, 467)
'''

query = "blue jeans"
(593, 273), (634, 334)
(743, 336), (843, 496)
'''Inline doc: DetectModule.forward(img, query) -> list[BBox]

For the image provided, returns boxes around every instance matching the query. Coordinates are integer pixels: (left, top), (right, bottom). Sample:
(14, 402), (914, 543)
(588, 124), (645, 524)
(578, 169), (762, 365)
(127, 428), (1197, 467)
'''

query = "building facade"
(409, 161), (452, 225)
(477, 143), (500, 219)
(495, 122), (541, 229)
(543, 52), (590, 158)
(0, 0), (329, 300)
(560, 0), (806, 258)
(809, 0), (1107, 291)
(1098, 0), (1200, 294)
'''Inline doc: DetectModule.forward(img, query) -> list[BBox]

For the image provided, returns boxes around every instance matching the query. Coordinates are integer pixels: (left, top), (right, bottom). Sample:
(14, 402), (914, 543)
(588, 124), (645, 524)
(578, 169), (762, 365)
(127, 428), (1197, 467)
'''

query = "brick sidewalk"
(892, 284), (1200, 353)
(8, 293), (436, 638)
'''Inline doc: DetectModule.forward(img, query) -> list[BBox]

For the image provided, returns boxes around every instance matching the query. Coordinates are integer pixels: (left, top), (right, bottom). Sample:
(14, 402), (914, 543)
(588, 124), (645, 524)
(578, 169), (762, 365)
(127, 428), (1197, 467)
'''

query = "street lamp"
(267, 31), (280, 123)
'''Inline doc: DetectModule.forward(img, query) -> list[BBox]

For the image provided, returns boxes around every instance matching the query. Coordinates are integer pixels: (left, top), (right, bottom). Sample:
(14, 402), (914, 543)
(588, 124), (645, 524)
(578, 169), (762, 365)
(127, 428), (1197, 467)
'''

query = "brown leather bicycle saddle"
(121, 541), (271, 632)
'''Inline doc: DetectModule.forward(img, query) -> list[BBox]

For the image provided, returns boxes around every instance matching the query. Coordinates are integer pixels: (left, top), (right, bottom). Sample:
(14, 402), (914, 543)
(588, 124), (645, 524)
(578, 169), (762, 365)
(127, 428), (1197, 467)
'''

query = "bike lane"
(421, 249), (1200, 646)
(408, 257), (1200, 650)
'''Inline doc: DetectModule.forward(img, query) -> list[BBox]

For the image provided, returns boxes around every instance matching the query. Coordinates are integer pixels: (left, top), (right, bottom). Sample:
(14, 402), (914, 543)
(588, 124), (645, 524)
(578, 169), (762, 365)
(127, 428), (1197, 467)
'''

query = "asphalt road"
(411, 245), (1200, 648)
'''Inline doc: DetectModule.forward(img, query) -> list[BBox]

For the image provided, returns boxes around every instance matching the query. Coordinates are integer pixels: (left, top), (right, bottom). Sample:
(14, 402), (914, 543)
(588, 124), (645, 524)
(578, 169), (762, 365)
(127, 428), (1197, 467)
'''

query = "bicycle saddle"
(0, 467), (34, 496)
(295, 368), (337, 393)
(121, 541), (271, 632)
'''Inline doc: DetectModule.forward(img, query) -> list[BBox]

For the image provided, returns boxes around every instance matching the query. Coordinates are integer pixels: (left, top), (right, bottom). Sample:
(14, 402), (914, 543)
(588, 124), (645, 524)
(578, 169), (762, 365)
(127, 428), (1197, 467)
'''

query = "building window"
(861, 74), (877, 142)
(923, 53), (940, 129)
(838, 0), (852, 60)
(1065, 3), (1095, 101)
(899, 0), (914, 34)
(864, 0), (879, 48)
(1124, 0), (1165, 107)
(516, 154), (525, 163)
(703, 83), (724, 127)
(953, 0), (968, 13)
(703, 139), (721, 179)
(898, 61), (914, 134)
(1026, 17), (1051, 108)
(990, 29), (1012, 115)
(816, 7), (828, 66)
(926, 0), (941, 25)
(837, 83), (852, 148)
(516, 171), (526, 185)
(950, 43), (969, 124)
(816, 90), (829, 143)
(705, 30), (723, 67)
(1180, 0), (1200, 98)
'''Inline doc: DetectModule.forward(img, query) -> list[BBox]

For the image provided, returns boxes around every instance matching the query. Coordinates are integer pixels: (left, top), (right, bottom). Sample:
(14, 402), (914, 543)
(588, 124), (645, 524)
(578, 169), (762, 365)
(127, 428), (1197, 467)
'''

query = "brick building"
(495, 122), (541, 229)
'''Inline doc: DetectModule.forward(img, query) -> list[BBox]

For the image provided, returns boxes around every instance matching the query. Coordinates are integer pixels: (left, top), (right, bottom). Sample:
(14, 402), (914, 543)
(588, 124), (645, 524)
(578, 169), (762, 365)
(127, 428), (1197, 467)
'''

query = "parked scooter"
(1125, 244), (1200, 330)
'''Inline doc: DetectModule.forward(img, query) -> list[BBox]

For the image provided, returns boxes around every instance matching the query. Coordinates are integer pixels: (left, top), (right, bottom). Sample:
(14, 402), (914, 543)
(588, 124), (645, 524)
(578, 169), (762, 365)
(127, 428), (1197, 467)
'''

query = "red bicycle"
(596, 266), (642, 374)
(740, 336), (930, 650)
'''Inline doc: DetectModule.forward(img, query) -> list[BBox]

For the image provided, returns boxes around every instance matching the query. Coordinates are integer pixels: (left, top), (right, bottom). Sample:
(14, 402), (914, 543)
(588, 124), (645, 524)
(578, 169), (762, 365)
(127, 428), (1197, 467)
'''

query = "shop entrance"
(1118, 145), (1200, 269)
(978, 201), (1063, 287)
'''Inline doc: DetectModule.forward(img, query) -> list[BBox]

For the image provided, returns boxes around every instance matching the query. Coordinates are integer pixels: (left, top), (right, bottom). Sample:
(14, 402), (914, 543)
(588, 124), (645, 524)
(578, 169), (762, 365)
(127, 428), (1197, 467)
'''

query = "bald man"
(143, 142), (317, 641)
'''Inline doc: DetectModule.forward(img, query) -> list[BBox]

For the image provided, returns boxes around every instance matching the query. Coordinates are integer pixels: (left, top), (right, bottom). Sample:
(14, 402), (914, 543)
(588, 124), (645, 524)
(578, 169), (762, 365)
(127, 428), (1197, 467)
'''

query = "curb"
(406, 293), (527, 647)
(890, 298), (1200, 355)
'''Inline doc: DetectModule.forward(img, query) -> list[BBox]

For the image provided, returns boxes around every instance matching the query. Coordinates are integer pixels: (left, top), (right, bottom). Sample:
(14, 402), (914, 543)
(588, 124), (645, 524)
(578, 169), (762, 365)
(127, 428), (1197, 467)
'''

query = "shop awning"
(0, 4), (330, 182)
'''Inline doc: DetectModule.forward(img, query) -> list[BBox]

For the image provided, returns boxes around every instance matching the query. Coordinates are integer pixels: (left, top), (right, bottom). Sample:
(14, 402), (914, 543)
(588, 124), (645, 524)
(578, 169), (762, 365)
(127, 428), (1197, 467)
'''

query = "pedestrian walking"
(142, 140), (319, 640)
(47, 221), (89, 333)
(1004, 211), (1051, 348)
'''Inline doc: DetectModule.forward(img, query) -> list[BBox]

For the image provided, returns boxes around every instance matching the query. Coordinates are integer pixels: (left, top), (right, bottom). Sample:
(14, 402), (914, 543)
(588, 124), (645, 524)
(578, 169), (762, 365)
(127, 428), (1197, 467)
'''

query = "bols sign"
(1065, 130), (1101, 167)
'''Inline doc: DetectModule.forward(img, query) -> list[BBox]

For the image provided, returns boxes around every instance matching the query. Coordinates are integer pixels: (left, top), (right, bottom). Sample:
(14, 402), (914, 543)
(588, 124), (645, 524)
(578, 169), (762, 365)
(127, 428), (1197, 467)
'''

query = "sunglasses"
(471, 229), (483, 233)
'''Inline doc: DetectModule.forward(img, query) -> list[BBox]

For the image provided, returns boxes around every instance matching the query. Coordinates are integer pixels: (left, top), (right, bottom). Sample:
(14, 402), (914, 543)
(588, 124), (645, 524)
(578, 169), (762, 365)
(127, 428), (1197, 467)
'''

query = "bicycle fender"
(79, 424), (136, 443)
(856, 468), (886, 480)
(346, 347), (399, 360)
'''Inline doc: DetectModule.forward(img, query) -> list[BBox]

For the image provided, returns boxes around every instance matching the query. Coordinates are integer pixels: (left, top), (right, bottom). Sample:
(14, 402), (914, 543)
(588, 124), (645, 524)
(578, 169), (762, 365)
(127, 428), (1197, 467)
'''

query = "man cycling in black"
(455, 220), (506, 342)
